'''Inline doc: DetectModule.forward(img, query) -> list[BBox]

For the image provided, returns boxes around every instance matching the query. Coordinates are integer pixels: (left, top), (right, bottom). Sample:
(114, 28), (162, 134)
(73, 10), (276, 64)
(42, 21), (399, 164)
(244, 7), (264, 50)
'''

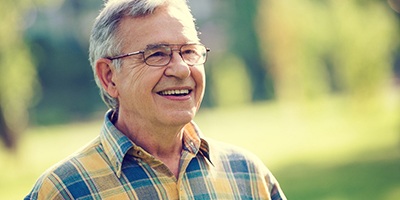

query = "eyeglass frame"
(106, 43), (210, 67)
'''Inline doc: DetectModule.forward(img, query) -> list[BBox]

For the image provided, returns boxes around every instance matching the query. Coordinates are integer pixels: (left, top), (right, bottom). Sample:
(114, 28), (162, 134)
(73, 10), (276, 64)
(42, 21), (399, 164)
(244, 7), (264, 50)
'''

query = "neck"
(116, 117), (184, 155)
(115, 115), (184, 178)
(114, 110), (186, 178)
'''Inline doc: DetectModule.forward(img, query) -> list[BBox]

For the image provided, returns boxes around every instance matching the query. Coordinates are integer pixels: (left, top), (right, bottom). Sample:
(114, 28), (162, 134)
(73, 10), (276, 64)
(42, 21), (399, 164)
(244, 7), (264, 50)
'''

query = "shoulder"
(206, 138), (262, 160)
(205, 138), (287, 199)
(206, 138), (268, 172)
(25, 137), (103, 199)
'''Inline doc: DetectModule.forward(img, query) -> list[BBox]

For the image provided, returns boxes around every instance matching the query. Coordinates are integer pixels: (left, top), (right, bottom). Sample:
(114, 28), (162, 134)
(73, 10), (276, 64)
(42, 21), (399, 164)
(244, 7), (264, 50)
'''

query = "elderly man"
(25, 0), (286, 199)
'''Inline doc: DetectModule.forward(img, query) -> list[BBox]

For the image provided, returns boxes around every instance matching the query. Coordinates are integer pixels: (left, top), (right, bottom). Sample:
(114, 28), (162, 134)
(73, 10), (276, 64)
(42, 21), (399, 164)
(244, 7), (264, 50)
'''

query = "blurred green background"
(1, 0), (400, 199)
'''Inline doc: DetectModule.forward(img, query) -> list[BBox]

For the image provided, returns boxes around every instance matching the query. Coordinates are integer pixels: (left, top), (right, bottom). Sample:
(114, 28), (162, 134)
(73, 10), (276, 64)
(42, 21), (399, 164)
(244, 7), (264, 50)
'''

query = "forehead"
(117, 4), (199, 51)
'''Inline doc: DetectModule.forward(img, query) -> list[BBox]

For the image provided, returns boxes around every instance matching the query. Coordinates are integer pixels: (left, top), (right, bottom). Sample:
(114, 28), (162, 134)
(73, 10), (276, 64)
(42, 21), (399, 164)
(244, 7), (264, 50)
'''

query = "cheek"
(194, 66), (205, 85)
(128, 69), (167, 99)
(116, 67), (151, 96)
(192, 66), (206, 98)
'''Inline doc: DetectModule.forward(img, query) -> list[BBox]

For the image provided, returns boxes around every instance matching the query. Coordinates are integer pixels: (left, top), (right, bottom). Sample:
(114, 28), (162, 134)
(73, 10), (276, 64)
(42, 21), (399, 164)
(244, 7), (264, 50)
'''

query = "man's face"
(111, 5), (205, 128)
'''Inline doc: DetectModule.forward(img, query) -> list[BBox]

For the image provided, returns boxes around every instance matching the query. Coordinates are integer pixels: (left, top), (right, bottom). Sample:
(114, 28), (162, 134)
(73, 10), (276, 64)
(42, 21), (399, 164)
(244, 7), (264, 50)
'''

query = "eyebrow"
(146, 43), (170, 49)
(146, 42), (201, 48)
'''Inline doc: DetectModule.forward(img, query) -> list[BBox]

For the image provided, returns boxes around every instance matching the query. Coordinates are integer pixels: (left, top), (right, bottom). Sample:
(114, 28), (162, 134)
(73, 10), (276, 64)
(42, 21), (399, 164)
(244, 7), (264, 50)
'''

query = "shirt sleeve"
(24, 172), (73, 200)
(267, 171), (287, 200)
(249, 149), (287, 200)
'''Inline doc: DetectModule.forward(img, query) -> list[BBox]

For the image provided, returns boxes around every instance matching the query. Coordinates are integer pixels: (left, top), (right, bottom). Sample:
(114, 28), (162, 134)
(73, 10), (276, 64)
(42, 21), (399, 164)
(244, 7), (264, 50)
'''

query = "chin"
(164, 110), (196, 126)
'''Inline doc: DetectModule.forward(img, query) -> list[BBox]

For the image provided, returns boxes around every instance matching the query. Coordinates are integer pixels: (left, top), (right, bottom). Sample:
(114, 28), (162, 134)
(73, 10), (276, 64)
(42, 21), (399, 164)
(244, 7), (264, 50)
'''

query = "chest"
(85, 155), (271, 200)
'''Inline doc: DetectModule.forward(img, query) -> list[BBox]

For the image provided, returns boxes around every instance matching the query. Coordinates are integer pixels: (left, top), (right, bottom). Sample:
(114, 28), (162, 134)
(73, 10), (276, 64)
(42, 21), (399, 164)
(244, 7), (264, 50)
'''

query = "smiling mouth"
(157, 89), (192, 96)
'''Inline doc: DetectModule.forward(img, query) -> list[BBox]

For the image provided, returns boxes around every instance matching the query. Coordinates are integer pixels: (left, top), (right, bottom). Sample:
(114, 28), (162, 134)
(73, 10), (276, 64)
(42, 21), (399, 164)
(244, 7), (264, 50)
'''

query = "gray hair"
(89, 0), (195, 110)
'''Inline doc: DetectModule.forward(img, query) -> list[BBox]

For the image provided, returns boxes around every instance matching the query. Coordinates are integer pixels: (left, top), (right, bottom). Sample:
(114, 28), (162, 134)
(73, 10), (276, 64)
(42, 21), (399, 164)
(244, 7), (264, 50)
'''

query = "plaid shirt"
(25, 111), (286, 200)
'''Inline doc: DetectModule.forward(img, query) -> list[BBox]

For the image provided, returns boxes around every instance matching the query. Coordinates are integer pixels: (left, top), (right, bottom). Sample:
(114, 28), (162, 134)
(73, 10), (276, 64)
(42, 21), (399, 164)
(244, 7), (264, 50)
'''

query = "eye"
(181, 44), (205, 56)
(143, 45), (172, 65)
(145, 48), (170, 59)
(181, 49), (198, 55)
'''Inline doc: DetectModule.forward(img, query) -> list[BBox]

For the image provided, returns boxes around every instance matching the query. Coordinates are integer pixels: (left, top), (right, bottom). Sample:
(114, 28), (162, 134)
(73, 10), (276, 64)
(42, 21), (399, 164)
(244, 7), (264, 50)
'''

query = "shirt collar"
(100, 110), (212, 177)
(182, 122), (212, 165)
(100, 110), (134, 177)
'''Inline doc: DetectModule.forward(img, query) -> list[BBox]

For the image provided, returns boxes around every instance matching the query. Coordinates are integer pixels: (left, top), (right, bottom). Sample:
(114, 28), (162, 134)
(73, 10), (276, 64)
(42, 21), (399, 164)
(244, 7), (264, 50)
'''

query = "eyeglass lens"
(143, 44), (207, 66)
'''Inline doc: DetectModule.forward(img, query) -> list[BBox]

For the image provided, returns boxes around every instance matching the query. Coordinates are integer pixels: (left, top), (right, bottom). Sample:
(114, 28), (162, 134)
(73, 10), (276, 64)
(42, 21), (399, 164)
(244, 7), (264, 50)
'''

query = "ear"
(95, 58), (118, 98)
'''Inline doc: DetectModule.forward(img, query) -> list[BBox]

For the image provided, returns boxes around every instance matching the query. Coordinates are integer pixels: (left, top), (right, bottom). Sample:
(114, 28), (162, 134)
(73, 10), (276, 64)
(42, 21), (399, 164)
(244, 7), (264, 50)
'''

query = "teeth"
(159, 89), (190, 96)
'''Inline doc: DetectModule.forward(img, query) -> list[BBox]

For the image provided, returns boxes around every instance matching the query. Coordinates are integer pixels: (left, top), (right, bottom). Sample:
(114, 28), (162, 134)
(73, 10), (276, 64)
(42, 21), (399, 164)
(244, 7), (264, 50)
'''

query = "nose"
(164, 51), (191, 79)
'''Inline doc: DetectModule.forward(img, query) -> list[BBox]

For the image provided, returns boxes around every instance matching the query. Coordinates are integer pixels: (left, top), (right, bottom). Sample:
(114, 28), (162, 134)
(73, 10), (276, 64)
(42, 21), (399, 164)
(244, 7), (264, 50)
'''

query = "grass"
(1, 95), (399, 199)
(277, 148), (400, 199)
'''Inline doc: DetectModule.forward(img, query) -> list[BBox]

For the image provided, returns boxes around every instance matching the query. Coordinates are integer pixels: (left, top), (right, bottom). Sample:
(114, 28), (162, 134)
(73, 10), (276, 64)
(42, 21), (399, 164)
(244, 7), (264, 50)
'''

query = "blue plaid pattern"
(25, 111), (286, 200)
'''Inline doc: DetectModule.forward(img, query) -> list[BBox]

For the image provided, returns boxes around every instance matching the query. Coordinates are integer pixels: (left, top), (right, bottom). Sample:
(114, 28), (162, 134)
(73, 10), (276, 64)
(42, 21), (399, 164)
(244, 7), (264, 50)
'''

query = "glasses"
(107, 43), (210, 67)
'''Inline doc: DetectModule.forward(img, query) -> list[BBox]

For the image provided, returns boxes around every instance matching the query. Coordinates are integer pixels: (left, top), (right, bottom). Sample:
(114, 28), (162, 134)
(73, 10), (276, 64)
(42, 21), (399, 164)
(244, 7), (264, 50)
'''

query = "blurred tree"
(221, 0), (275, 102)
(9, 0), (399, 130)
(328, 0), (398, 100)
(212, 53), (252, 107)
(26, 0), (104, 124)
(258, 0), (332, 101)
(0, 0), (39, 150)
(258, 0), (398, 102)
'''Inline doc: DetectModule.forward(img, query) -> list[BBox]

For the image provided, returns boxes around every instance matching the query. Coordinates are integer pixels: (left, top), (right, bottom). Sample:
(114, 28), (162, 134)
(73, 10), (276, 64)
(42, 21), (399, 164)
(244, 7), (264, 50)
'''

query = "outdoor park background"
(1, 0), (400, 199)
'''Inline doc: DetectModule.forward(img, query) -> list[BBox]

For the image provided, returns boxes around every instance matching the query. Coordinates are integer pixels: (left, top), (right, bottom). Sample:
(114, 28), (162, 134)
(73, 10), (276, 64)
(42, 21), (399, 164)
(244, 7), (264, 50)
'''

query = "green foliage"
(25, 0), (105, 125)
(3, 0), (397, 127)
(211, 54), (252, 107)
(328, 1), (398, 98)
(217, 0), (275, 101)
(258, 0), (399, 102)
(0, 0), (40, 148)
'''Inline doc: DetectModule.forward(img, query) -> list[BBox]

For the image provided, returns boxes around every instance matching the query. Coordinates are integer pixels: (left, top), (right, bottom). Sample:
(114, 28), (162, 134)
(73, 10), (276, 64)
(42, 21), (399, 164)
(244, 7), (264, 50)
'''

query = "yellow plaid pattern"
(25, 111), (286, 200)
